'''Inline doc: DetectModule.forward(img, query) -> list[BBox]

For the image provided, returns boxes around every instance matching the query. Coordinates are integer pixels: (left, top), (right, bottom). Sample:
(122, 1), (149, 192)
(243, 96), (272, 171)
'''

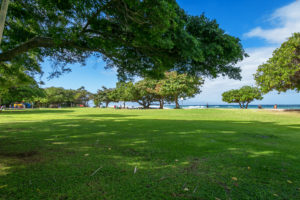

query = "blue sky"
(42, 0), (300, 105)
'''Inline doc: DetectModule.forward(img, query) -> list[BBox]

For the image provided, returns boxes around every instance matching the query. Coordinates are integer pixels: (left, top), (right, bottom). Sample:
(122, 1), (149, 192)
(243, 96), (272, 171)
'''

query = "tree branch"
(81, 8), (102, 33)
(0, 36), (54, 62)
(0, 36), (107, 62)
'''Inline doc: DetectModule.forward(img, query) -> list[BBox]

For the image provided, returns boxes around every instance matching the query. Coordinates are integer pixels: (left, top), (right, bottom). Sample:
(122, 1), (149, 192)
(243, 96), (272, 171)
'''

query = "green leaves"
(41, 86), (91, 107)
(255, 33), (300, 93)
(0, 82), (45, 105)
(92, 72), (203, 109)
(222, 86), (263, 109)
(93, 87), (118, 107)
(1, 0), (246, 83)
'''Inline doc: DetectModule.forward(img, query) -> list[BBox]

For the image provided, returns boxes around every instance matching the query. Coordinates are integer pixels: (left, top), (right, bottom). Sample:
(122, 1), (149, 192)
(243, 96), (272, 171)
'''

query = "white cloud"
(190, 47), (275, 104)
(188, 1), (300, 104)
(244, 0), (300, 44)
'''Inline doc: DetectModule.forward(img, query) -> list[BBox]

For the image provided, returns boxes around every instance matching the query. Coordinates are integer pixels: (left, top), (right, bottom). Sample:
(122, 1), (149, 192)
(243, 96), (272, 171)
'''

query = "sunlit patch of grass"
(51, 142), (69, 145)
(247, 150), (276, 158)
(0, 163), (11, 176)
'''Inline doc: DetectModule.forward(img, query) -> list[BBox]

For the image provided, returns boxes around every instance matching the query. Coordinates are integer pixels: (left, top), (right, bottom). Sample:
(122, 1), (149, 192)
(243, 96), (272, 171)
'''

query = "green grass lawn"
(0, 108), (299, 199)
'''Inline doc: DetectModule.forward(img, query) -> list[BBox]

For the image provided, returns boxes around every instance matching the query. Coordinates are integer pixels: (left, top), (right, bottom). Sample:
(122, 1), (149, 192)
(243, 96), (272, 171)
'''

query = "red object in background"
(80, 104), (84, 107)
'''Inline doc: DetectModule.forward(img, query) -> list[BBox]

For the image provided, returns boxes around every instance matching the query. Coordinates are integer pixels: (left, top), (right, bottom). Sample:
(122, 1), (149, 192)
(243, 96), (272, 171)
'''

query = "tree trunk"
(159, 99), (164, 109)
(105, 101), (109, 108)
(175, 95), (180, 109)
(238, 102), (242, 108)
(245, 102), (249, 109)
(123, 101), (125, 109)
(0, 0), (9, 45)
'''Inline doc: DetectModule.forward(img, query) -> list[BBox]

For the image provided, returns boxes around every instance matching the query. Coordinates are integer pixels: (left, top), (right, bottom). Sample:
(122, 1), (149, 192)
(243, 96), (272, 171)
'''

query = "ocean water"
(160, 104), (300, 110)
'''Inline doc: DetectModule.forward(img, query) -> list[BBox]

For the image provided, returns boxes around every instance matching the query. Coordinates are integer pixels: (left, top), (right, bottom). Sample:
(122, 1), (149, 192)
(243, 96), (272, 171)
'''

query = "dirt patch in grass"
(0, 151), (42, 163)
(183, 158), (208, 175)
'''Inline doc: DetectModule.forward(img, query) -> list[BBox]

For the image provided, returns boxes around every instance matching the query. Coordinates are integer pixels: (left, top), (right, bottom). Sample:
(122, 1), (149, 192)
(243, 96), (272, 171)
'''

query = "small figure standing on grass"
(274, 104), (278, 109)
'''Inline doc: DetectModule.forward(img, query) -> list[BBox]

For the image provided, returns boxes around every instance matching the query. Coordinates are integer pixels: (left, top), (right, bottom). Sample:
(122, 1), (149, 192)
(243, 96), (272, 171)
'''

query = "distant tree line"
(0, 85), (91, 108)
(0, 72), (203, 109)
(93, 72), (204, 109)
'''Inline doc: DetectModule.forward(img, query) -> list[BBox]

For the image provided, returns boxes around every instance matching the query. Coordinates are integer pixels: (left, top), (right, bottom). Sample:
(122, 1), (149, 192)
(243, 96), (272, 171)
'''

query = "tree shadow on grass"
(0, 117), (300, 199)
(0, 109), (75, 115)
(77, 114), (139, 118)
(282, 109), (300, 113)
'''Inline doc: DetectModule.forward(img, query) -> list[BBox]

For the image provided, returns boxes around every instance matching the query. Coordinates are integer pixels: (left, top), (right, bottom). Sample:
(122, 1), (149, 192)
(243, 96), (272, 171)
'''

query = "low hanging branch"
(0, 37), (54, 61)
(0, 36), (109, 62)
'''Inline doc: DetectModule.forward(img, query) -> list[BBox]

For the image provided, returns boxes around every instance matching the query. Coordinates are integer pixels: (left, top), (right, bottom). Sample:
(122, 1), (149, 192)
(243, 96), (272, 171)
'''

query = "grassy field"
(0, 108), (299, 200)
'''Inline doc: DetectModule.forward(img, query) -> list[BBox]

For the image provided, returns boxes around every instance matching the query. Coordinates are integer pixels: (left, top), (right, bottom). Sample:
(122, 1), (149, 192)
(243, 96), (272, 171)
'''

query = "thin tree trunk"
(245, 102), (249, 109)
(0, 0), (9, 45)
(175, 96), (180, 109)
(123, 101), (125, 109)
(105, 101), (109, 108)
(239, 102), (242, 108)
(159, 98), (164, 109)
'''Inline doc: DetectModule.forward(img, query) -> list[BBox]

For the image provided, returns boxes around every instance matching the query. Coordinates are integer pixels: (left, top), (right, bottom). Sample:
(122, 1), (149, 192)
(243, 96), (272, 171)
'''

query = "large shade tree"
(115, 82), (135, 108)
(255, 33), (300, 93)
(158, 71), (204, 109)
(0, 82), (44, 106)
(93, 87), (117, 108)
(0, 0), (246, 85)
(74, 86), (91, 107)
(222, 86), (263, 109)
(154, 81), (173, 109)
(132, 78), (158, 109)
(43, 86), (91, 107)
(44, 87), (66, 107)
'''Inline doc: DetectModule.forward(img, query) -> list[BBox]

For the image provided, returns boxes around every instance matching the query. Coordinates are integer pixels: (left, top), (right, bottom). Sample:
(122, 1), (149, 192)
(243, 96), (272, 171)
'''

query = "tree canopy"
(222, 86), (263, 109)
(115, 82), (135, 108)
(40, 86), (91, 108)
(0, 82), (44, 106)
(90, 72), (203, 109)
(158, 72), (203, 108)
(255, 33), (300, 93)
(93, 87), (117, 108)
(0, 0), (246, 85)
(132, 78), (158, 109)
